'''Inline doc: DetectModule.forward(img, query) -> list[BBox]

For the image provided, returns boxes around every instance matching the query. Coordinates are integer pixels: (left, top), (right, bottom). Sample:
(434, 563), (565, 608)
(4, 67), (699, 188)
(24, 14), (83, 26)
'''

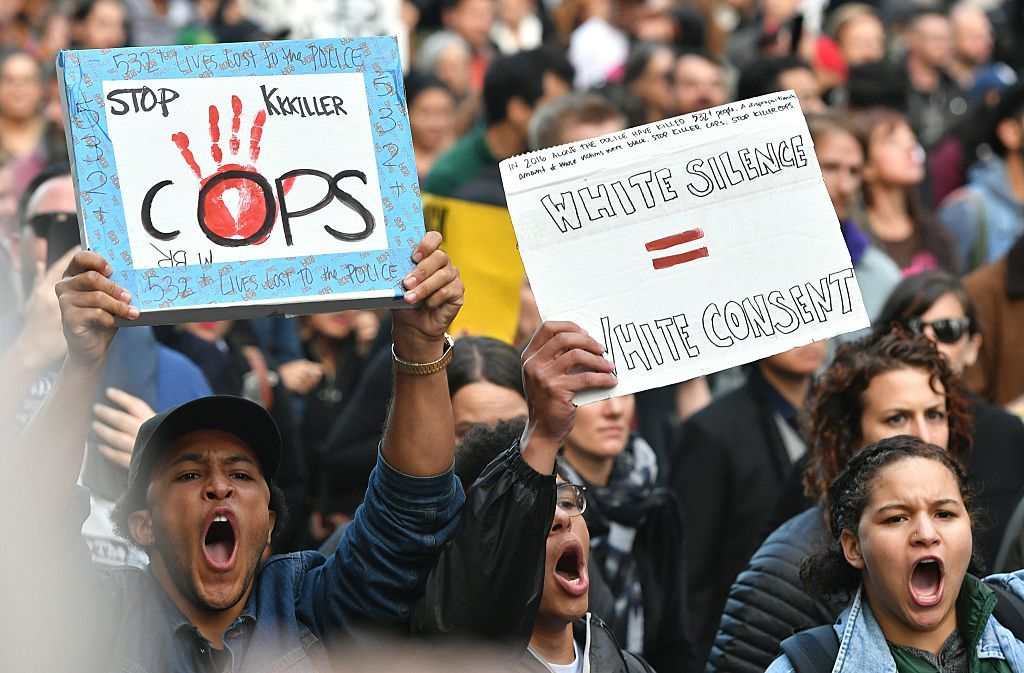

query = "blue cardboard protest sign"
(57, 37), (423, 325)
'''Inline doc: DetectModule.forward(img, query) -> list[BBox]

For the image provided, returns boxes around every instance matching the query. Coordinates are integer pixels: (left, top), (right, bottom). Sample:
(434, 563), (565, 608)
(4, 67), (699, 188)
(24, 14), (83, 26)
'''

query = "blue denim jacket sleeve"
(300, 448), (466, 634)
(985, 569), (1024, 598)
(982, 570), (1024, 667)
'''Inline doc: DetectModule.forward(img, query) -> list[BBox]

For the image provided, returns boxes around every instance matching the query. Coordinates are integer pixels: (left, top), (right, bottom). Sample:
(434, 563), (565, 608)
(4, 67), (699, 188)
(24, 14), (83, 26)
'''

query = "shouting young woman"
(768, 435), (1024, 672)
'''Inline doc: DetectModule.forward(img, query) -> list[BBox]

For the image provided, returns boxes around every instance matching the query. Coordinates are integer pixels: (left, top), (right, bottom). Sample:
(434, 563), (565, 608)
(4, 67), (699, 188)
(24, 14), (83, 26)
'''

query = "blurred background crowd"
(4, 0), (1024, 669)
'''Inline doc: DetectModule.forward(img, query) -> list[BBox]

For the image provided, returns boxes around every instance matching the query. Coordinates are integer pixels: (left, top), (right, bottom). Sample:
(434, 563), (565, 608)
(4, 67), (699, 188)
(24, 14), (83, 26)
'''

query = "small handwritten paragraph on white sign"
(500, 91), (870, 404)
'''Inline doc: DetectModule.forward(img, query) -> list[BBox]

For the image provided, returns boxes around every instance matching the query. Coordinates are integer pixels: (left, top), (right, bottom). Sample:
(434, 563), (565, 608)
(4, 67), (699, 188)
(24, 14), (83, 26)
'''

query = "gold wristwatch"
(392, 333), (455, 375)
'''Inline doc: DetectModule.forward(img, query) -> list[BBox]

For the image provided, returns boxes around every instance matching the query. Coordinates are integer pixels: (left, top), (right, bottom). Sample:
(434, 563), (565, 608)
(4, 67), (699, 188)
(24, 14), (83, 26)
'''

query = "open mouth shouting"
(554, 541), (589, 597)
(909, 556), (944, 607)
(202, 508), (239, 572)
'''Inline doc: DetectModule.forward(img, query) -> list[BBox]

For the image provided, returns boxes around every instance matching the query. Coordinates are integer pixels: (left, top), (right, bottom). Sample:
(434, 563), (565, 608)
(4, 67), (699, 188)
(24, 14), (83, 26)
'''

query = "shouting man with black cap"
(2, 232), (465, 673)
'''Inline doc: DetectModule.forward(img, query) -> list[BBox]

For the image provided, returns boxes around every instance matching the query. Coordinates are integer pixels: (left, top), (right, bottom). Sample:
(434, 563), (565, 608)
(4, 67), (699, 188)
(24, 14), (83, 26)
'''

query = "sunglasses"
(905, 316), (972, 344)
(556, 483), (587, 517)
(27, 211), (77, 238)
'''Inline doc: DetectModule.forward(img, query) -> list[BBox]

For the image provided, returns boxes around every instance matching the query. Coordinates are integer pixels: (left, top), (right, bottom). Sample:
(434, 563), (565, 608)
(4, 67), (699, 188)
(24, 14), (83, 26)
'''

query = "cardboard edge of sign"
(115, 294), (410, 327)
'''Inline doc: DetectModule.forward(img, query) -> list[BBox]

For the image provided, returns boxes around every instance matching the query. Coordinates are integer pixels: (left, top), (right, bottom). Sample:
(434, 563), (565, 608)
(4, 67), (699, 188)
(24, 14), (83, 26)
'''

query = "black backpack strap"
(990, 582), (1024, 641)
(779, 625), (840, 673)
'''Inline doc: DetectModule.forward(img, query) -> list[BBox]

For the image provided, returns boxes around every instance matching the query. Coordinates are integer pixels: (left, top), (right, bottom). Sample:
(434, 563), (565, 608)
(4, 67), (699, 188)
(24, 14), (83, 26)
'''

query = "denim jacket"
(60, 451), (465, 673)
(765, 570), (1024, 673)
(938, 157), (1024, 273)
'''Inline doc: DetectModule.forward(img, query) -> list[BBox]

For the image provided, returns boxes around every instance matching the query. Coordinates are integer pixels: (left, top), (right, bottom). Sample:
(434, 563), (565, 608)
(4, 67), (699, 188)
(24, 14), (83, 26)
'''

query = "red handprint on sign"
(171, 95), (291, 247)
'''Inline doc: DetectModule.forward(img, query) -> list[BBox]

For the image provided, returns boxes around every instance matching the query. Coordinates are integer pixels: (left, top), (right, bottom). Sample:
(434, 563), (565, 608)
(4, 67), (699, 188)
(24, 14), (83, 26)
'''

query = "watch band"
(392, 333), (455, 376)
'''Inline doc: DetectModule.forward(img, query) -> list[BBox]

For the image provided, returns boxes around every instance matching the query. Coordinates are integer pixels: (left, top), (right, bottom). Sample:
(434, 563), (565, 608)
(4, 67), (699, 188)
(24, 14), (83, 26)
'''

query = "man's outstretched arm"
(307, 231), (466, 635)
(382, 230), (464, 476)
(4, 251), (137, 518)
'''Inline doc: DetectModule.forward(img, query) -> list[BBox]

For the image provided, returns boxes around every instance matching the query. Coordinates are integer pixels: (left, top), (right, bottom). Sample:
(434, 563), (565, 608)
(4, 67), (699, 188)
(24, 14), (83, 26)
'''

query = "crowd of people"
(5, 0), (1024, 671)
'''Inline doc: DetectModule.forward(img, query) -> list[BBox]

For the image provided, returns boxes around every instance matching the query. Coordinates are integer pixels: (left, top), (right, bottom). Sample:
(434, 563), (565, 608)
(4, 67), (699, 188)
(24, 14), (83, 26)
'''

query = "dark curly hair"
(455, 417), (528, 492)
(801, 435), (977, 601)
(802, 326), (972, 506)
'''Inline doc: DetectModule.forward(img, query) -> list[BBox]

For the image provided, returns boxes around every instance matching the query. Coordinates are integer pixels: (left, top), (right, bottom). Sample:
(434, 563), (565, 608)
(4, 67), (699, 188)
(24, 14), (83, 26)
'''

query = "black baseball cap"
(122, 396), (281, 511)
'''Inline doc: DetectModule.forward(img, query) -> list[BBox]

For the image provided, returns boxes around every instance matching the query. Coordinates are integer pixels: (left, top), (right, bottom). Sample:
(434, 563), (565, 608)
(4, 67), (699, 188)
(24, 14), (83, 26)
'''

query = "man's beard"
(149, 522), (263, 614)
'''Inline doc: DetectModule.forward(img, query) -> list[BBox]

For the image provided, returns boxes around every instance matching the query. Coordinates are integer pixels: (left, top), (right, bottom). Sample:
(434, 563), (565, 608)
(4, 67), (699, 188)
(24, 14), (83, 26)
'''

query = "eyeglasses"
(905, 316), (972, 344)
(556, 483), (587, 517)
(27, 211), (77, 238)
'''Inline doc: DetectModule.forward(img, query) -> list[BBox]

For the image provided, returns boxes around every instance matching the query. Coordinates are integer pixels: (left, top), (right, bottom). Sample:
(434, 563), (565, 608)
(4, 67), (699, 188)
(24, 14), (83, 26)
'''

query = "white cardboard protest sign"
(500, 91), (870, 404)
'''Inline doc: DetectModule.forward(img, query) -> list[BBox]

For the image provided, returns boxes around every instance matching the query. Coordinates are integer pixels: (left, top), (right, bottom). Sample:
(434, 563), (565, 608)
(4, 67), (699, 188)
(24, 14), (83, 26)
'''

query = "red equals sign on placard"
(644, 228), (709, 270)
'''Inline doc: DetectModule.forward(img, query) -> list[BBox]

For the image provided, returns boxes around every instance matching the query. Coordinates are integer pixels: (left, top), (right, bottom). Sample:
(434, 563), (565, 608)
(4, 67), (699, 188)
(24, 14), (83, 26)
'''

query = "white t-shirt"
(547, 639), (584, 673)
(82, 492), (149, 568)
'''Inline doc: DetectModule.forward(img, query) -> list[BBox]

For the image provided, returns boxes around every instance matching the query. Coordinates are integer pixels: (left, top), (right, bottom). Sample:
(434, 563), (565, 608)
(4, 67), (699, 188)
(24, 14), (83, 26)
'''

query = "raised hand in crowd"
(12, 250), (76, 367)
(92, 387), (156, 469)
(277, 358), (324, 395)
(395, 231), (464, 348)
(57, 250), (139, 365)
(0, 247), (77, 437)
(5, 250), (137, 511)
(520, 321), (617, 474)
(385, 230), (464, 477)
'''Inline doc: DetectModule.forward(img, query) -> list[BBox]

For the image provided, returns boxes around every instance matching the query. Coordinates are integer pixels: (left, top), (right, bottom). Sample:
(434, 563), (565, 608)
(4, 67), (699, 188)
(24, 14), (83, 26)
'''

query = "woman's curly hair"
(801, 435), (977, 600)
(802, 326), (972, 508)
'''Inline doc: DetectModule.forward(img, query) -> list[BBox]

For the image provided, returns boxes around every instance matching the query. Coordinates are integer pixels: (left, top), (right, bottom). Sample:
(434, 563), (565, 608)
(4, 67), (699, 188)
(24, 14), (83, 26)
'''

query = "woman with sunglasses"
(877, 271), (983, 376)
(877, 270), (1024, 567)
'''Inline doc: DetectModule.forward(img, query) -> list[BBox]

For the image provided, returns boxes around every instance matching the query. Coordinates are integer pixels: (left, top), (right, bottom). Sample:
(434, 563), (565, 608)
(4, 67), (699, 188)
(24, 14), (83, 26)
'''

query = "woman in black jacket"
(559, 393), (697, 673)
(414, 321), (654, 673)
(294, 310), (385, 547)
(669, 343), (827, 663)
(708, 328), (973, 673)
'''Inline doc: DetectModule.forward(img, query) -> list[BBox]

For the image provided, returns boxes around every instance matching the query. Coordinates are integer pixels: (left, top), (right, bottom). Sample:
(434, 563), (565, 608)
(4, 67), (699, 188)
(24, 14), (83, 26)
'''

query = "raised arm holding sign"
(3, 229), (465, 672)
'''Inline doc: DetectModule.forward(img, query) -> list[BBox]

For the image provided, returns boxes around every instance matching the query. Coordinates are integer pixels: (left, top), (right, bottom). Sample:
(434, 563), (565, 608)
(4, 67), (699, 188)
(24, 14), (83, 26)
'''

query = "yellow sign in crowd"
(422, 194), (524, 344)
